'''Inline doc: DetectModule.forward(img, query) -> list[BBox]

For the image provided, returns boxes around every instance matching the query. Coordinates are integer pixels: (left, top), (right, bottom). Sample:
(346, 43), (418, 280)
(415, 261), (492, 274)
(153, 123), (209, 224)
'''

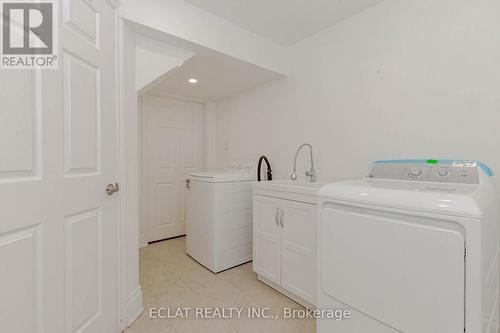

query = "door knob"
(105, 183), (120, 195)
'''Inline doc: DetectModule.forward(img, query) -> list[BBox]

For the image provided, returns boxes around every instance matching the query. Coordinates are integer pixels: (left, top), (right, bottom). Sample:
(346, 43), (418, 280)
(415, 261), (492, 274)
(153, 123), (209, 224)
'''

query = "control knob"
(437, 168), (450, 178)
(408, 167), (423, 178)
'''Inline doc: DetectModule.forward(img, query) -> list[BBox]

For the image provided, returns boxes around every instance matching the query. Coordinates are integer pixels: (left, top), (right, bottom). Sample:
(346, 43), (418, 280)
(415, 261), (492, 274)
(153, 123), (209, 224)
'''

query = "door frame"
(138, 93), (216, 247)
(117, 16), (146, 331)
(116, 15), (133, 332)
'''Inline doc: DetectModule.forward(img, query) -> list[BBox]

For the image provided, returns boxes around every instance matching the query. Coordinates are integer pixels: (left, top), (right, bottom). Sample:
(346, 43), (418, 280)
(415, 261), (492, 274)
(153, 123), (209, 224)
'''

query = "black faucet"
(257, 156), (272, 181)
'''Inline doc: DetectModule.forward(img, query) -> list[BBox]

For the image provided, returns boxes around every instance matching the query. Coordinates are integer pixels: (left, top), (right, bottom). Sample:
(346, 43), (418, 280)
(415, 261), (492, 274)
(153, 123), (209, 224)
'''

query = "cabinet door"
(280, 200), (316, 304)
(253, 195), (281, 285)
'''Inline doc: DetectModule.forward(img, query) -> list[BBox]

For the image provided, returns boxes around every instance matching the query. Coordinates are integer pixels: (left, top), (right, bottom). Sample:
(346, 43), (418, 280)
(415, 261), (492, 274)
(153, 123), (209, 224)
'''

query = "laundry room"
(1, 1), (499, 333)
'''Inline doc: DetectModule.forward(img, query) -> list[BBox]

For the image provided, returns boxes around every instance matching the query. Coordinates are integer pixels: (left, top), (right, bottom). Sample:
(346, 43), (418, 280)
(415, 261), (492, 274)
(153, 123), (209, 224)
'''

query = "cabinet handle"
(279, 208), (284, 228)
(275, 208), (280, 227)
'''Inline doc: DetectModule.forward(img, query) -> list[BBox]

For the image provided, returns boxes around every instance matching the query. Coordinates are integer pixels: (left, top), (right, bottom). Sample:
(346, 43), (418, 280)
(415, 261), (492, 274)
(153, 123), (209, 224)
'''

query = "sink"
(253, 179), (327, 196)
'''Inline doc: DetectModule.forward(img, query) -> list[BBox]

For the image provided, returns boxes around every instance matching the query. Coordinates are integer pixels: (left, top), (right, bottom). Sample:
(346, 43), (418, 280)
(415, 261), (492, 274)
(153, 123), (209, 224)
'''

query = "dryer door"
(319, 202), (465, 333)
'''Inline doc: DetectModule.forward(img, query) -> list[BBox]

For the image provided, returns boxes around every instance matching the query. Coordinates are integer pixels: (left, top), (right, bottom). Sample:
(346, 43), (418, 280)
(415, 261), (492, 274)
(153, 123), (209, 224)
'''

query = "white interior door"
(0, 1), (119, 332)
(142, 95), (204, 242)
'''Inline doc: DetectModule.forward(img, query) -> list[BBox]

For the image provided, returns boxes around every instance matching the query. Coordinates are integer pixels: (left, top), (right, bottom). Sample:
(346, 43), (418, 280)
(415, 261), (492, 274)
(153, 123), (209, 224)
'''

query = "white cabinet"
(253, 193), (316, 305)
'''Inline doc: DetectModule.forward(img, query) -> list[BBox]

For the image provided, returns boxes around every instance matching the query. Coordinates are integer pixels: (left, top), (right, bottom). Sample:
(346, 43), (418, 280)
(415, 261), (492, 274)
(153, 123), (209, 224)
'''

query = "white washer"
(317, 160), (499, 333)
(186, 162), (256, 273)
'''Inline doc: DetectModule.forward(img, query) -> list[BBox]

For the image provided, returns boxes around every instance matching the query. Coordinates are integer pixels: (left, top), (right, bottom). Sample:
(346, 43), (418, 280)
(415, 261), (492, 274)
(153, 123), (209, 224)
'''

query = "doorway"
(119, 17), (281, 331)
(140, 95), (205, 243)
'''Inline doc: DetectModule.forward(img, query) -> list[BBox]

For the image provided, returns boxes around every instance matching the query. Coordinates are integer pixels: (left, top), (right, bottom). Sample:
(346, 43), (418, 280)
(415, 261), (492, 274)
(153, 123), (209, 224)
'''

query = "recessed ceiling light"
(188, 78), (198, 84)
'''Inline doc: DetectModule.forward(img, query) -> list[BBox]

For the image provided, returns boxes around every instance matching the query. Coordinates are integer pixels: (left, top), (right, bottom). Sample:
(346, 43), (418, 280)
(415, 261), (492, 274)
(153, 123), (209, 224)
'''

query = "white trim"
(204, 102), (217, 171)
(117, 17), (144, 330)
(116, 15), (127, 332)
(126, 286), (145, 327)
(138, 94), (148, 248)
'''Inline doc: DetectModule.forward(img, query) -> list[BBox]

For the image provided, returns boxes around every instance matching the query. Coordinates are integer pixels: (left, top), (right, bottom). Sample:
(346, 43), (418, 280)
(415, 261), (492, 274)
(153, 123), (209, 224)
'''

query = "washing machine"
(186, 161), (256, 273)
(317, 159), (499, 333)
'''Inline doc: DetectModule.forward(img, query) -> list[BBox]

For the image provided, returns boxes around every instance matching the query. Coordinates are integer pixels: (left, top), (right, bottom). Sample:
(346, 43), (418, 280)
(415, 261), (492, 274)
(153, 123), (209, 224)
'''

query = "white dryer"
(186, 162), (256, 273)
(317, 159), (499, 333)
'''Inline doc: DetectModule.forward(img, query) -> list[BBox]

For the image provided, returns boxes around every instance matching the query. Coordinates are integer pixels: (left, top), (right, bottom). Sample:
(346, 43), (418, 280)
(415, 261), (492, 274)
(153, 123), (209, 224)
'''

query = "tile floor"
(125, 236), (315, 333)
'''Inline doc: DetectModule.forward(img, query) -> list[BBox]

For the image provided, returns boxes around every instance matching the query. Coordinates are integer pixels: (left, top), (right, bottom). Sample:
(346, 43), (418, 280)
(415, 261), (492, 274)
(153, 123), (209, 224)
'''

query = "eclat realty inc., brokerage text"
(149, 306), (352, 320)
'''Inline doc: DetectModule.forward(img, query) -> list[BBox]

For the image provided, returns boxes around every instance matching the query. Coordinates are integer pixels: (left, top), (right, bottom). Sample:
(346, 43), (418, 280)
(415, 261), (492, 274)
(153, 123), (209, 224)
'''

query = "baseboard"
(138, 233), (148, 248)
(257, 275), (315, 310)
(126, 286), (144, 327)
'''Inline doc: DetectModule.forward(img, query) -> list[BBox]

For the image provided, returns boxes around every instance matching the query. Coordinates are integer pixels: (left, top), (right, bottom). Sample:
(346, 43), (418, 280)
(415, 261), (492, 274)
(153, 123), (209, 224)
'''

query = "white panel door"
(280, 200), (316, 304)
(252, 195), (281, 285)
(0, 1), (119, 333)
(142, 95), (204, 242)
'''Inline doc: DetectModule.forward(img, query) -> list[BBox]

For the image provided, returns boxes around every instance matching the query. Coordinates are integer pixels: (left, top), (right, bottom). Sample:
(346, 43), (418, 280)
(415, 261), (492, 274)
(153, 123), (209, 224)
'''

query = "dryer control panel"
(366, 160), (490, 184)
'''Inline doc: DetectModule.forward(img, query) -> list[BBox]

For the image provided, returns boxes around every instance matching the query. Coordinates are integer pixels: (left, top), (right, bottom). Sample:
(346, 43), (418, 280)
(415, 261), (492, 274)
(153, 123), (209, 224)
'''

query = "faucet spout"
(290, 143), (316, 182)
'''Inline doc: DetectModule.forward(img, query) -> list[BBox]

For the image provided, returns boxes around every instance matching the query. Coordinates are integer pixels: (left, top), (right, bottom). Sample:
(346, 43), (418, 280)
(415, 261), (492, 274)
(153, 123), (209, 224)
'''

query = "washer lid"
(189, 171), (254, 182)
(318, 179), (482, 218)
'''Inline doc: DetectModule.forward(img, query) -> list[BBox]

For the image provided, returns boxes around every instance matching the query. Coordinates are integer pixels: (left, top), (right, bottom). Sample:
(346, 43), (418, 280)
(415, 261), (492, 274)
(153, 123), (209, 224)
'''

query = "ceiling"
(184, 0), (385, 46)
(146, 48), (283, 101)
(135, 34), (195, 90)
(130, 20), (283, 101)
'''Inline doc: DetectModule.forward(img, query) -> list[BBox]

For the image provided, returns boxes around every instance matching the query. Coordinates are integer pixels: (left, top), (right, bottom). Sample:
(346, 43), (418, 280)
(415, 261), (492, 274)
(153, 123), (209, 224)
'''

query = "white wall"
(216, 0), (500, 184)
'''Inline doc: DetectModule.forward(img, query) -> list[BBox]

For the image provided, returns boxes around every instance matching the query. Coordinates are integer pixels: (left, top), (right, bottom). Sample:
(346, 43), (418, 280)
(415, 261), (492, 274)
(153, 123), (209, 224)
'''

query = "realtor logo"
(1, 1), (58, 69)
